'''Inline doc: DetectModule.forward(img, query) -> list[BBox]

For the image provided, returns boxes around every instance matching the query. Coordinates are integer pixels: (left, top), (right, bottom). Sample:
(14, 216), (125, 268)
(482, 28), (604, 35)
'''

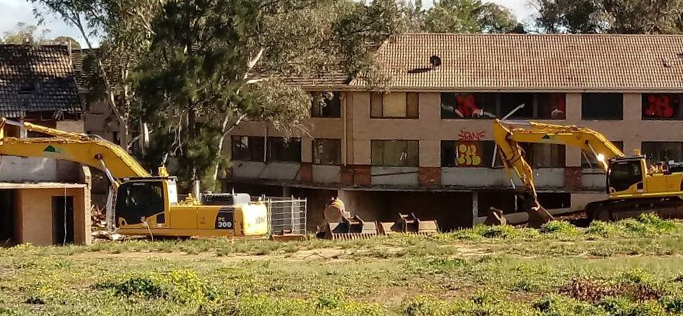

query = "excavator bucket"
(378, 213), (439, 235)
(317, 215), (379, 240)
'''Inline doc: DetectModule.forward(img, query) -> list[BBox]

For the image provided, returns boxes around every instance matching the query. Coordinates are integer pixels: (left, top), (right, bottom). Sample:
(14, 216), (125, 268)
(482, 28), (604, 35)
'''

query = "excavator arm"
(491, 119), (626, 226)
(0, 118), (151, 188)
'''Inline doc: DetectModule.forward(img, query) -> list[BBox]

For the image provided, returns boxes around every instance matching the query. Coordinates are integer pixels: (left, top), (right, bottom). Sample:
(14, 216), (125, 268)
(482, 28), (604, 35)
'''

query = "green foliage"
(1, 22), (52, 44)
(540, 220), (581, 235)
(133, 0), (406, 190)
(420, 0), (524, 33)
(532, 0), (683, 34)
(97, 270), (218, 305)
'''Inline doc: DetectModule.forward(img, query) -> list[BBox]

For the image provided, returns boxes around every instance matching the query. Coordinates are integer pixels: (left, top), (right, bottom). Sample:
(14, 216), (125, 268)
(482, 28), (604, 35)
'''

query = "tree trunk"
(210, 133), (227, 191)
(120, 122), (130, 151)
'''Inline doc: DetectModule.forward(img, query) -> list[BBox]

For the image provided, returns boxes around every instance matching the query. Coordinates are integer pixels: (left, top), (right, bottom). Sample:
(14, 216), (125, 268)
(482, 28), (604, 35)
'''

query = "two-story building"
(227, 33), (683, 231)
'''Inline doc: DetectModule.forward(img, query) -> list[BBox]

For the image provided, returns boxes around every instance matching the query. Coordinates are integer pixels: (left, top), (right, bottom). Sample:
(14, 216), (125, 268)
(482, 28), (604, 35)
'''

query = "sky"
(0, 0), (538, 47)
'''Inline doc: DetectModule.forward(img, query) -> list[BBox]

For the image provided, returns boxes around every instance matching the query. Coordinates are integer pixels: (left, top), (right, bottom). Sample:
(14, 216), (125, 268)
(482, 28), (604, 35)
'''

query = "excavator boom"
(492, 119), (683, 225)
(0, 118), (151, 184)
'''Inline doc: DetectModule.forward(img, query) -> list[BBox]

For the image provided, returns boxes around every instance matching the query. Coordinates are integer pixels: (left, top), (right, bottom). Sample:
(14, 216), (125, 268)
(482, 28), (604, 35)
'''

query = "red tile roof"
(350, 33), (683, 92)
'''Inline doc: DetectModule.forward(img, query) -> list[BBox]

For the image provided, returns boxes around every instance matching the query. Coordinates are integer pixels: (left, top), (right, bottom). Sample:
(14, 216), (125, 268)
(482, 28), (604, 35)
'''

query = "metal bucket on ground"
(378, 213), (439, 235)
(317, 215), (379, 240)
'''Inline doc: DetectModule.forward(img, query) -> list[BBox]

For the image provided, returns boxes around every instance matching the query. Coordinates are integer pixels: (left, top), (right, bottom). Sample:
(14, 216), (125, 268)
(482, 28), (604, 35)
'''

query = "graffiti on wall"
(644, 94), (677, 119)
(456, 142), (483, 167)
(458, 129), (486, 141)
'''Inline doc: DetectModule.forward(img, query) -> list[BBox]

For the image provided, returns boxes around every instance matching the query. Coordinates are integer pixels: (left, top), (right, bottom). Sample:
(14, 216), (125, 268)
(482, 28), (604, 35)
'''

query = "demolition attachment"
(319, 215), (379, 240)
(378, 213), (439, 235)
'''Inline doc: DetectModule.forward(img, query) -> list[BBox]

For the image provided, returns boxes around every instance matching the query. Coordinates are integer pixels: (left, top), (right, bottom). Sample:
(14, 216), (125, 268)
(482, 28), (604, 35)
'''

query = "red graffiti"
(644, 94), (676, 119)
(458, 129), (486, 141)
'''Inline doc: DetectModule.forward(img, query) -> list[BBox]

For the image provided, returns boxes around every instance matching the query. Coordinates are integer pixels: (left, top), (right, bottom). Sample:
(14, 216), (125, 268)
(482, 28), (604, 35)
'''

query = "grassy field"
(3, 214), (683, 315)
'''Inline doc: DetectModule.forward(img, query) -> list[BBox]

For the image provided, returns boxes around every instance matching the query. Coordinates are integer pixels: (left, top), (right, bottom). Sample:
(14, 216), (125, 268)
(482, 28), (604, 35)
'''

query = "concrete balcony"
(371, 167), (419, 186)
(442, 167), (565, 189)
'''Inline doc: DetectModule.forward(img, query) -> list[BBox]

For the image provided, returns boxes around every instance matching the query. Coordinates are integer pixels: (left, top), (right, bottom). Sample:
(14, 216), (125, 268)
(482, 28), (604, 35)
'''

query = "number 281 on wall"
(457, 142), (482, 167)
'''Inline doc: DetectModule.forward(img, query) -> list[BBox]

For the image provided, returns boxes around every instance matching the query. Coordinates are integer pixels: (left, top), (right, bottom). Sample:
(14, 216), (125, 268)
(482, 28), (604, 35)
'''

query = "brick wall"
(564, 167), (582, 191)
(419, 167), (441, 186)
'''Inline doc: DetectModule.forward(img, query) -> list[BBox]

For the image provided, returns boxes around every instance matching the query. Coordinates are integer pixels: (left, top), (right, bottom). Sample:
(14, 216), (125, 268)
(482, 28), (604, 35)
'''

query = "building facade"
(226, 34), (683, 231)
(0, 44), (91, 246)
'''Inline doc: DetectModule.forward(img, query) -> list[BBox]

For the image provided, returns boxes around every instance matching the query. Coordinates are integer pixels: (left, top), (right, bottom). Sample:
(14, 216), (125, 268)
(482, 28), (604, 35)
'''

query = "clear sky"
(0, 0), (538, 47)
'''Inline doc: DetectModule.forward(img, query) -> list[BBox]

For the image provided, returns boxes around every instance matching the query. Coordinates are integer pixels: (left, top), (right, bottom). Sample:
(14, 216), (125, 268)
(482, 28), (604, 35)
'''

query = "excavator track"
(585, 196), (683, 221)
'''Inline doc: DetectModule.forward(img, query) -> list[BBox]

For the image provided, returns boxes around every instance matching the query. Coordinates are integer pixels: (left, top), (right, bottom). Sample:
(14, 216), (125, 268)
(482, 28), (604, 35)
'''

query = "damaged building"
(224, 34), (683, 232)
(0, 44), (91, 246)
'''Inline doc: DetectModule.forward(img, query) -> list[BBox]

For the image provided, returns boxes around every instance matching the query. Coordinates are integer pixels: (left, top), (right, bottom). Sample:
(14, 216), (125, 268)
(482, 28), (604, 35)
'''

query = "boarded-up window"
(642, 94), (683, 120)
(582, 141), (623, 168)
(406, 92), (419, 118)
(370, 93), (384, 118)
(313, 139), (341, 165)
(582, 93), (623, 120)
(382, 92), (407, 117)
(371, 140), (419, 167)
(520, 143), (566, 168)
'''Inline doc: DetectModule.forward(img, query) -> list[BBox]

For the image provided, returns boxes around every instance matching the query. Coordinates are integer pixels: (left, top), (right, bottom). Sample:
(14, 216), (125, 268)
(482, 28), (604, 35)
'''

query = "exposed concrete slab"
(0, 157), (58, 182)
(232, 161), (301, 180)
(442, 167), (565, 189)
(312, 165), (341, 183)
(371, 167), (419, 186)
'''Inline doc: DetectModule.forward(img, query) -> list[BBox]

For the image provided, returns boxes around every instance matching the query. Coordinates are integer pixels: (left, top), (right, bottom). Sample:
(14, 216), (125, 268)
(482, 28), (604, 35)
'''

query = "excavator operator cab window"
(115, 181), (166, 225)
(608, 160), (644, 193)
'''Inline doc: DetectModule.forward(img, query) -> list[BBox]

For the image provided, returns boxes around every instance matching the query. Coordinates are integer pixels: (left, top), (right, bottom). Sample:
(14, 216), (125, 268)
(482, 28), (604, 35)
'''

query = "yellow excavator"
(0, 117), (269, 238)
(493, 119), (683, 225)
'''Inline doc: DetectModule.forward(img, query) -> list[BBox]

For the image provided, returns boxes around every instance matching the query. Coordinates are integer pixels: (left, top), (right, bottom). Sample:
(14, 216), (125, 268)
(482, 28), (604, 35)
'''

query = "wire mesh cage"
(263, 195), (307, 235)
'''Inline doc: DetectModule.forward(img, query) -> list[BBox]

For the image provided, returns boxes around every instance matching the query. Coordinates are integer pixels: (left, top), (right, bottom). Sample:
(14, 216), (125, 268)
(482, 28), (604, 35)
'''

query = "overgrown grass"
(2, 215), (683, 315)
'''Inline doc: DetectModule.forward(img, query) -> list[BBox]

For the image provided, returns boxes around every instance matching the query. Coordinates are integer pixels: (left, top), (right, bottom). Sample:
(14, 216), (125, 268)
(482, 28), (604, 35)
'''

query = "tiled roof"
(350, 33), (683, 92)
(0, 44), (82, 117)
(281, 72), (351, 89)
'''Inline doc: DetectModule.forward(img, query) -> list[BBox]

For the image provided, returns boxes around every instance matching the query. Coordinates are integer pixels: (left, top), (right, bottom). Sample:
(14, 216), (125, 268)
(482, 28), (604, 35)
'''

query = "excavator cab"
(606, 158), (646, 194)
(115, 179), (174, 228)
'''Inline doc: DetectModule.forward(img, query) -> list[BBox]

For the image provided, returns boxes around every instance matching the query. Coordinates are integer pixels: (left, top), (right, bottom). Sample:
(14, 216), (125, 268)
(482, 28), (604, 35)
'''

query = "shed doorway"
(52, 196), (74, 245)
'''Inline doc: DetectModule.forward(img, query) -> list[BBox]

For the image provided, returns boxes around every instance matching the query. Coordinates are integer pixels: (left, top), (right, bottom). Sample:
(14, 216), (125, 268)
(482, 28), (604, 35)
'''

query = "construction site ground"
(3, 215), (683, 315)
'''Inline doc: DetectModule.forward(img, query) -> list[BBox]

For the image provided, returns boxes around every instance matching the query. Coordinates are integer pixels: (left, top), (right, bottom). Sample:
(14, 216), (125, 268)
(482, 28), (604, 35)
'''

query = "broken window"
(500, 93), (534, 118)
(370, 92), (419, 119)
(441, 140), (503, 168)
(440, 93), (497, 119)
(582, 93), (623, 120)
(267, 137), (301, 162)
(310, 92), (341, 118)
(520, 143), (566, 168)
(231, 136), (265, 161)
(313, 139), (341, 165)
(536, 93), (567, 119)
(641, 142), (683, 163)
(582, 141), (623, 168)
(642, 94), (683, 120)
(371, 140), (419, 167)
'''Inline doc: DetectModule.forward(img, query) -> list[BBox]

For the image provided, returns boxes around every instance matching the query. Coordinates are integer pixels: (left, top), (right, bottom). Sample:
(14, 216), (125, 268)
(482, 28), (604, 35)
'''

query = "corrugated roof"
(0, 44), (82, 117)
(350, 33), (683, 92)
